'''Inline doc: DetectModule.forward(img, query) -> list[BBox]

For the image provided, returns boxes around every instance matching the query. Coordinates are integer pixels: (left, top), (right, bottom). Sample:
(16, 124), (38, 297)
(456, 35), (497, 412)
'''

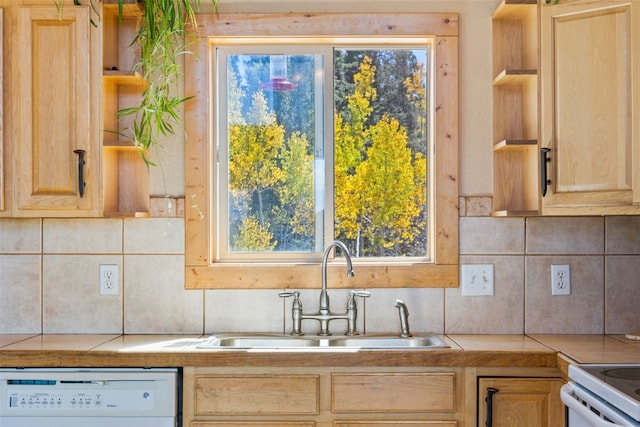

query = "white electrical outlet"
(461, 264), (494, 296)
(99, 264), (119, 295)
(551, 264), (570, 295)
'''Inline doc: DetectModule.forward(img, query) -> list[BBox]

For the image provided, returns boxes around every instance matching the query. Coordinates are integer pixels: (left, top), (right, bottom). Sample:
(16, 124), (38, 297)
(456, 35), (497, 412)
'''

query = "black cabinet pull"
(73, 149), (86, 198)
(485, 387), (499, 427)
(540, 148), (551, 197)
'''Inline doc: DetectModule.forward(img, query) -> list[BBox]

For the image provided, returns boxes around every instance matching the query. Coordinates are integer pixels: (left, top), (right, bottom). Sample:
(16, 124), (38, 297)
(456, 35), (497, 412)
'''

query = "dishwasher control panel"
(6, 382), (154, 413)
(0, 368), (177, 418)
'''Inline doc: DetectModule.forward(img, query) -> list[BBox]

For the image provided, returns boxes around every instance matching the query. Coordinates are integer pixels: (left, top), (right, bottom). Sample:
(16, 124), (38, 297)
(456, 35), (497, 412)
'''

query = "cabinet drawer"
(332, 373), (455, 413)
(335, 422), (456, 426)
(194, 374), (319, 415)
(192, 422), (315, 427)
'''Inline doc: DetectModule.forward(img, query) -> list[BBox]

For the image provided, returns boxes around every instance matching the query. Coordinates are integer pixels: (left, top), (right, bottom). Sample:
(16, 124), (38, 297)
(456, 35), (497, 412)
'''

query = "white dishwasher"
(0, 368), (178, 427)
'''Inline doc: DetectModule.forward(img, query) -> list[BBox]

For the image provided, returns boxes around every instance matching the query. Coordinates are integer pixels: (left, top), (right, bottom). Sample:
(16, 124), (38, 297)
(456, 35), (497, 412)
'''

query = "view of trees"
(225, 48), (429, 257)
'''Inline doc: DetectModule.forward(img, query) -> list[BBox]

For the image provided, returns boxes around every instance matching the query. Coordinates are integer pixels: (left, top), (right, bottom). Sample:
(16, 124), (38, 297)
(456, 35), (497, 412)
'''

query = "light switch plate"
(461, 264), (494, 296)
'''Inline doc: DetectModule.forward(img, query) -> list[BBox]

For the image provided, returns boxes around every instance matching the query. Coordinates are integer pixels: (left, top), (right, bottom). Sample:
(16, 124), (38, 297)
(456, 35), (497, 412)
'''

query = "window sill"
(185, 262), (458, 289)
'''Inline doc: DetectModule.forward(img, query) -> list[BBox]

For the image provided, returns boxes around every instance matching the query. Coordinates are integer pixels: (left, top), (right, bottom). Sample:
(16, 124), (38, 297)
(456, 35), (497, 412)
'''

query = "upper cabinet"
(491, 0), (539, 216)
(1, 0), (148, 218)
(11, 4), (101, 217)
(540, 0), (640, 215)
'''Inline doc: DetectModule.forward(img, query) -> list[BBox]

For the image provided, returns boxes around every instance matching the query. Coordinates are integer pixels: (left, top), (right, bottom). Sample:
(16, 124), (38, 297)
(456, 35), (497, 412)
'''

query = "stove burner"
(602, 368), (640, 381)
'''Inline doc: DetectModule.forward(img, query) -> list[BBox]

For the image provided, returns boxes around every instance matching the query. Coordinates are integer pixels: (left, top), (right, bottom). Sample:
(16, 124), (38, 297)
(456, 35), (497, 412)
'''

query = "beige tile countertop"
(0, 334), (638, 368)
(530, 334), (640, 364)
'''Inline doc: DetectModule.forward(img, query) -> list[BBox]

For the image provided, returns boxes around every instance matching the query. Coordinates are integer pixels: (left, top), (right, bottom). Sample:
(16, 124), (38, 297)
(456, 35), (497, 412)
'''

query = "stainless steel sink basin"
(197, 333), (449, 349)
(203, 335), (322, 348)
(328, 335), (449, 348)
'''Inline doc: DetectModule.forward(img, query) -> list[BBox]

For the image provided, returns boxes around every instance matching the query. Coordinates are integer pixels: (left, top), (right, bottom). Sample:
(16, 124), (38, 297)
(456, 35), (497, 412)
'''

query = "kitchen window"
(185, 13), (459, 289)
(216, 43), (430, 262)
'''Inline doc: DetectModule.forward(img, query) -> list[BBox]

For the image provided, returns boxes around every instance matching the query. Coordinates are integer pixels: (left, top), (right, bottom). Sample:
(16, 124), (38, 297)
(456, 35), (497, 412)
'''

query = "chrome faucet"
(280, 240), (369, 336)
(319, 240), (354, 316)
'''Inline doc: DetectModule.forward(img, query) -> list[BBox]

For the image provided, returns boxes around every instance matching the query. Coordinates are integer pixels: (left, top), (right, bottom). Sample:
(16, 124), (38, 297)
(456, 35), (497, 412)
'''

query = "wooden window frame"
(184, 13), (459, 289)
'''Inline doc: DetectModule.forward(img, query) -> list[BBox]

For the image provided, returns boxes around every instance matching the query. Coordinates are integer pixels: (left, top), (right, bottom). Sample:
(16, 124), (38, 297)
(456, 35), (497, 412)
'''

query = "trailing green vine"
(119, 0), (217, 166)
(60, 0), (218, 166)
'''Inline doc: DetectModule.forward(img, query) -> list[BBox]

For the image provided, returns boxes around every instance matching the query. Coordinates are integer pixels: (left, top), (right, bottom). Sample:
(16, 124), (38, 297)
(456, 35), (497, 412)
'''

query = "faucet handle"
(344, 290), (370, 336)
(279, 291), (300, 299)
(279, 291), (303, 336)
(349, 290), (371, 299)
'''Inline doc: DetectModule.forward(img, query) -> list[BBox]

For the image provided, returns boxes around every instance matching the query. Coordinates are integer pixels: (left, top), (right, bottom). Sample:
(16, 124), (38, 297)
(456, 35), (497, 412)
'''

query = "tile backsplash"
(1, 214), (639, 335)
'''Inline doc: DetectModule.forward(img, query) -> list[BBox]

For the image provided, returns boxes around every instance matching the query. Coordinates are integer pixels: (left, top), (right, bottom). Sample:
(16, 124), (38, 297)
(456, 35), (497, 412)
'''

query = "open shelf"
(491, 0), (539, 217)
(493, 139), (537, 151)
(102, 2), (149, 217)
(492, 0), (536, 20)
(493, 69), (536, 86)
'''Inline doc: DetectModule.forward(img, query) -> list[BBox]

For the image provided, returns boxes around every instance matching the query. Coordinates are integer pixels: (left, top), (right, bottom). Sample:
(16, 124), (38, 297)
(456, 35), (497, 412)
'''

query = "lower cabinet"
(477, 377), (564, 427)
(183, 367), (462, 427)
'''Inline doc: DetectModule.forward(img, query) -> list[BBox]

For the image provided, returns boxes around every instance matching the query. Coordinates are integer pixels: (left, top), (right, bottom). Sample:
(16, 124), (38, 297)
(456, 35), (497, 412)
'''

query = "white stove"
(562, 364), (640, 426)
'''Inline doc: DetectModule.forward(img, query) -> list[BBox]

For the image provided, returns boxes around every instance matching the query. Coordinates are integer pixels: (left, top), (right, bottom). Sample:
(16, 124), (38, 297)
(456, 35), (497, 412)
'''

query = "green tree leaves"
(226, 51), (427, 257)
(228, 91), (314, 252)
(334, 56), (427, 257)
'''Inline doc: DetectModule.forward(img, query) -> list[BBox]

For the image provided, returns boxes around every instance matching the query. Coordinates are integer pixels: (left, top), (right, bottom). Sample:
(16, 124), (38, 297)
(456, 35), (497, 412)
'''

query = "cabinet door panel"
(332, 373), (455, 413)
(16, 6), (99, 215)
(192, 422), (315, 427)
(194, 375), (319, 415)
(334, 422), (456, 427)
(478, 378), (564, 427)
(541, 0), (640, 214)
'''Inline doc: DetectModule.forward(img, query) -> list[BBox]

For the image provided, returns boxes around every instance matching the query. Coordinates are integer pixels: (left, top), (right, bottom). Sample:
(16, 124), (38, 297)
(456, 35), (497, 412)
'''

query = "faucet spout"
(320, 240), (354, 314)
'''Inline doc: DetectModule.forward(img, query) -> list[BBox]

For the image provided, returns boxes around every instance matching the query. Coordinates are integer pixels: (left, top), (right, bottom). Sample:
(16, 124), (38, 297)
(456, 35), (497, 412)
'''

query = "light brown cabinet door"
(332, 373), (456, 413)
(478, 378), (564, 427)
(540, 0), (640, 215)
(191, 423), (315, 427)
(15, 5), (100, 216)
(193, 374), (320, 416)
(334, 422), (456, 427)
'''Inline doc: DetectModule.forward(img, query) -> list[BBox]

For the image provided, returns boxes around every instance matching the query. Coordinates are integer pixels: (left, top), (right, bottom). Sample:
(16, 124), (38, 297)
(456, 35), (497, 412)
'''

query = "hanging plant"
(119, 0), (217, 166)
(59, 0), (217, 166)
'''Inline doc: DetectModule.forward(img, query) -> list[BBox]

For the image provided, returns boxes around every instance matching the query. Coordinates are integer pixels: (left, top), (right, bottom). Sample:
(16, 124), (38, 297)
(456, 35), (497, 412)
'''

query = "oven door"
(561, 383), (640, 427)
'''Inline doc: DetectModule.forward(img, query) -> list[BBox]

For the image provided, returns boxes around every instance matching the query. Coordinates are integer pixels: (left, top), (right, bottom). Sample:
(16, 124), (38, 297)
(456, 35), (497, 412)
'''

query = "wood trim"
(185, 13), (459, 289)
(186, 263), (458, 290)
(193, 13), (459, 38)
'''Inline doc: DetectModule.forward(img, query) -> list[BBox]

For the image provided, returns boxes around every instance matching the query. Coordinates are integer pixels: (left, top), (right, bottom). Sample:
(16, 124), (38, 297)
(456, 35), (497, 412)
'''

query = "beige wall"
(1, 1), (639, 336)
